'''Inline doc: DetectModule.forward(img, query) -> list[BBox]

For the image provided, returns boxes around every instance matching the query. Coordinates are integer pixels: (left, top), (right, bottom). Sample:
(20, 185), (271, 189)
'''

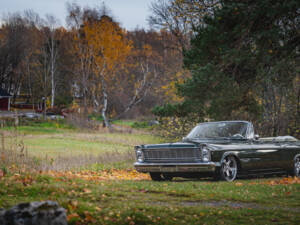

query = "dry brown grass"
(0, 131), (135, 172)
(45, 150), (135, 171)
(0, 116), (164, 172)
(0, 131), (40, 172)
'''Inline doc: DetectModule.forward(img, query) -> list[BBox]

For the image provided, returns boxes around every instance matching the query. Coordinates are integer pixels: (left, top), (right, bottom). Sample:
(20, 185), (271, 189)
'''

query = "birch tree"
(84, 15), (132, 127)
(66, 3), (95, 115)
(44, 15), (60, 108)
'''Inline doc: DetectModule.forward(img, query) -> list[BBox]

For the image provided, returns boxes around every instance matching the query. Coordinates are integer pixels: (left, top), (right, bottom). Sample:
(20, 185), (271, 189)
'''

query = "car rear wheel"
(220, 156), (238, 182)
(294, 156), (300, 178)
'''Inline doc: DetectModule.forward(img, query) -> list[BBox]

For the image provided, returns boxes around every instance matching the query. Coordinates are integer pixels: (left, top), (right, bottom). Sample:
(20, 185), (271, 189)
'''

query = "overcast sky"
(0, 0), (154, 30)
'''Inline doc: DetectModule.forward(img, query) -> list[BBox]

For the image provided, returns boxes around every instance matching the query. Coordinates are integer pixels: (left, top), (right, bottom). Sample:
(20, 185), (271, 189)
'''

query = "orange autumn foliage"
(84, 15), (132, 86)
(45, 169), (150, 181)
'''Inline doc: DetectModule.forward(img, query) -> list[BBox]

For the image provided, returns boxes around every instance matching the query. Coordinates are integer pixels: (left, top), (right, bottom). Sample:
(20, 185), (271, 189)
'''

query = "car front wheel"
(162, 173), (173, 181)
(220, 156), (238, 182)
(294, 156), (300, 178)
(150, 172), (173, 181)
(150, 172), (163, 181)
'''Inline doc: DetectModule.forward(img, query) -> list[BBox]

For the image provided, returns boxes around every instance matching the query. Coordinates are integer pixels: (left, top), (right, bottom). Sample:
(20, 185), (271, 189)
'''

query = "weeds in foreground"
(0, 126), (140, 173)
(1, 170), (300, 225)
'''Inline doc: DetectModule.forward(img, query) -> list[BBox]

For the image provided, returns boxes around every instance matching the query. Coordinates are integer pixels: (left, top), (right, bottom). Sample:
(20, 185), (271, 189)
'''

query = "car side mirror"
(254, 134), (260, 140)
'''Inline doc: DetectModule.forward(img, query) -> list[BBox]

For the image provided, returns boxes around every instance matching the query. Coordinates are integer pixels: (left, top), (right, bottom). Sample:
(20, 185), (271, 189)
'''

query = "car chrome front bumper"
(134, 162), (219, 173)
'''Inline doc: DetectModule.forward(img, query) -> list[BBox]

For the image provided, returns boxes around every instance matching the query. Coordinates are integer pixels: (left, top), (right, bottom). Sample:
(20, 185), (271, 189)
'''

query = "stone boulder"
(0, 201), (67, 225)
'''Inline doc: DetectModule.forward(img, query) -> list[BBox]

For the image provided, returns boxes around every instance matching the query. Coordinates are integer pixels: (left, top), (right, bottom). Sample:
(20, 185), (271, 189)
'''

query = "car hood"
(189, 139), (252, 151)
(142, 142), (198, 149)
(141, 139), (250, 151)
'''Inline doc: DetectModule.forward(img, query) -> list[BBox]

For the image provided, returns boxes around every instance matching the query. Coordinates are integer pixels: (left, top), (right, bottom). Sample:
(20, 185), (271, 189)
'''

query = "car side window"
(247, 123), (254, 139)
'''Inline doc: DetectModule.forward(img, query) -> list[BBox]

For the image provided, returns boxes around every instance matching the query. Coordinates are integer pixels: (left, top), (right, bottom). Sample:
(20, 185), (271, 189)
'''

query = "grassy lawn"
(20, 132), (162, 158)
(1, 120), (300, 224)
(0, 172), (299, 225)
(2, 120), (76, 134)
(2, 121), (164, 158)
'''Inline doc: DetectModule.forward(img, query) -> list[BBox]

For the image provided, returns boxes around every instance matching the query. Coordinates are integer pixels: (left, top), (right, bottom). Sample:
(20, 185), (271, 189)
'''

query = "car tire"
(162, 173), (173, 181)
(150, 172), (163, 181)
(294, 156), (300, 178)
(220, 156), (238, 182)
(213, 167), (221, 181)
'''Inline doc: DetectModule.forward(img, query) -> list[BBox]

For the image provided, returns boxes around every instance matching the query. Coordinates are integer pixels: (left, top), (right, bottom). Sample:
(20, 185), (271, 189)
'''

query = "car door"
(236, 141), (262, 170)
(250, 140), (282, 170)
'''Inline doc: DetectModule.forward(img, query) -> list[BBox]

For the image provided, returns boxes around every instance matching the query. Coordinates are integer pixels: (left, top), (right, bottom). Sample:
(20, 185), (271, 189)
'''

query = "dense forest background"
(0, 0), (299, 138)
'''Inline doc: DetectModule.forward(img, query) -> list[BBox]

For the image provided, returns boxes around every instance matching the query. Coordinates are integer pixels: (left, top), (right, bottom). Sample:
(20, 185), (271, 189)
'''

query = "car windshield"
(186, 121), (248, 139)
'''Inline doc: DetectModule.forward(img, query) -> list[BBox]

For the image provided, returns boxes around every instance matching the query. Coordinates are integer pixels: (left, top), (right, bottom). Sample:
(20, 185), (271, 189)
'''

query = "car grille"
(143, 148), (201, 163)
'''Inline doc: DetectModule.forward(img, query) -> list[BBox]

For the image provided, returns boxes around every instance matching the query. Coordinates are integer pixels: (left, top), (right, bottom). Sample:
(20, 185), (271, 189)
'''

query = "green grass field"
(1, 172), (300, 225)
(1, 120), (300, 224)
(20, 132), (163, 158)
(2, 121), (164, 158)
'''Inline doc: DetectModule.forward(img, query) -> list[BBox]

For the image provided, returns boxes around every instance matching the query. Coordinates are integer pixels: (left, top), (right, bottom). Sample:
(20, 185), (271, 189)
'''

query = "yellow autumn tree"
(84, 15), (132, 127)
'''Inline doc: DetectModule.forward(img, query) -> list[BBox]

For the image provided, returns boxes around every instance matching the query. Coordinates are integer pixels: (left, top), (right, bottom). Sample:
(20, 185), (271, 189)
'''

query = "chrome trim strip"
(144, 147), (199, 150)
(144, 158), (199, 160)
(135, 162), (217, 166)
(134, 162), (219, 173)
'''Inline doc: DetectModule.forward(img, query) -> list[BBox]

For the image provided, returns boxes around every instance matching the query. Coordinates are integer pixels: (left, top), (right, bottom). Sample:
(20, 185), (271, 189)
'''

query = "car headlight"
(135, 147), (144, 163)
(202, 147), (211, 162)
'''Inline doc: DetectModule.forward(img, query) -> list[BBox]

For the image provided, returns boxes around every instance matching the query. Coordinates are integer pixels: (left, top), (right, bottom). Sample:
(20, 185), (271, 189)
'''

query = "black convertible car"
(134, 121), (300, 181)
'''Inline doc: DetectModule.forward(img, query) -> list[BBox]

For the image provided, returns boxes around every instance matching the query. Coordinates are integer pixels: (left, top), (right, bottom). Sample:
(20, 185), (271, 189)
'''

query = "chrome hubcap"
(295, 157), (300, 177)
(222, 156), (237, 181)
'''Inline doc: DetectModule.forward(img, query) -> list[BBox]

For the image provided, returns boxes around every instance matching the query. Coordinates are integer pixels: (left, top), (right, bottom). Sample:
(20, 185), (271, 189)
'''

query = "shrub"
(131, 121), (149, 129)
(88, 113), (103, 122)
(66, 113), (100, 129)
(155, 116), (199, 140)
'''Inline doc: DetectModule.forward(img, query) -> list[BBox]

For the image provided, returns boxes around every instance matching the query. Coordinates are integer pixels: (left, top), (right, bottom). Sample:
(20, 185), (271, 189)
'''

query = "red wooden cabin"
(0, 88), (12, 111)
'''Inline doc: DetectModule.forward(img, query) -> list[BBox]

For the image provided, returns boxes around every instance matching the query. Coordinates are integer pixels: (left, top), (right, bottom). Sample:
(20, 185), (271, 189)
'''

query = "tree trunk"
(96, 62), (110, 128)
(100, 74), (110, 128)
(51, 64), (55, 108)
(101, 90), (110, 128)
(50, 33), (56, 108)
(80, 58), (90, 116)
(83, 88), (88, 116)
